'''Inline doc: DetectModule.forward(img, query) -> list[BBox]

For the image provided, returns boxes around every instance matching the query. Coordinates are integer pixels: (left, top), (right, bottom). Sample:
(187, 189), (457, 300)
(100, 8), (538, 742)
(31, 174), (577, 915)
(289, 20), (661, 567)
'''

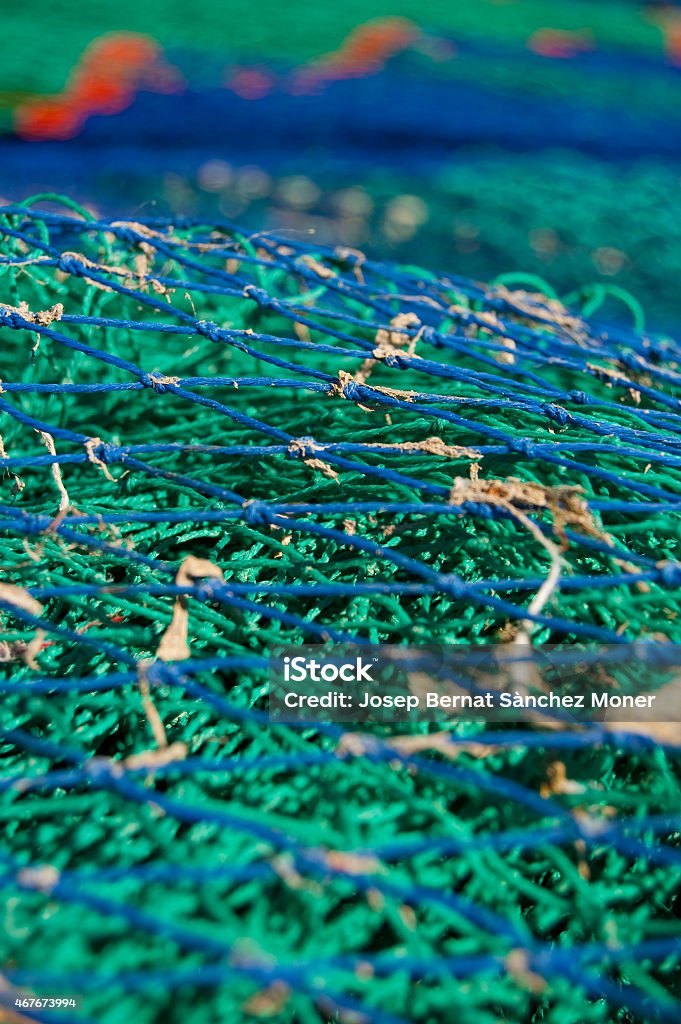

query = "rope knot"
(112, 225), (139, 246)
(196, 319), (222, 343)
(242, 500), (271, 527)
(57, 254), (86, 277)
(0, 305), (29, 330)
(85, 437), (125, 482)
(243, 285), (272, 309)
(507, 437), (538, 458)
(343, 379), (362, 402)
(95, 441), (124, 465)
(139, 371), (180, 394)
(441, 574), (467, 600)
(288, 436), (318, 459)
(568, 389), (588, 405)
(658, 561), (681, 587)
(419, 325), (441, 347)
(543, 403), (570, 427)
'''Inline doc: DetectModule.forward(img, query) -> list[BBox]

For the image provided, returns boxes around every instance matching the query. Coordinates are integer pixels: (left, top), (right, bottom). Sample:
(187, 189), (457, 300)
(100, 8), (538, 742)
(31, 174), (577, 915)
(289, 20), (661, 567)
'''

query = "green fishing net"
(0, 199), (680, 1024)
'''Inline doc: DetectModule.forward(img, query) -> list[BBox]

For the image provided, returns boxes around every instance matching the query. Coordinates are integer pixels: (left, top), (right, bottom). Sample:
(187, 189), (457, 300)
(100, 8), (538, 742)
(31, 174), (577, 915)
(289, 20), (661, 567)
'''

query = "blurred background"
(1, 0), (680, 330)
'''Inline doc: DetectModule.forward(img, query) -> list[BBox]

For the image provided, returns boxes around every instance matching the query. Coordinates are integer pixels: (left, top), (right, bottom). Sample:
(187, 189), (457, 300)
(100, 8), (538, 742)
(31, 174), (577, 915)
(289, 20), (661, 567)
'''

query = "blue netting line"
(1, 202), (680, 1023)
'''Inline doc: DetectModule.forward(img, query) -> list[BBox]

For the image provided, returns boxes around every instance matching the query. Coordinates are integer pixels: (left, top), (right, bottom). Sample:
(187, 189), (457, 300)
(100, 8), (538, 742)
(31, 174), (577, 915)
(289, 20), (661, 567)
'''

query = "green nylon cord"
(0, 206), (680, 1024)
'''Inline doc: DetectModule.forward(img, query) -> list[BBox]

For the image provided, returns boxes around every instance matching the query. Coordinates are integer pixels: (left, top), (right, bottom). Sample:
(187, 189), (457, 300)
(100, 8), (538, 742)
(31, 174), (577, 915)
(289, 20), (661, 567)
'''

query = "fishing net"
(0, 199), (680, 1024)
(190, 155), (681, 337)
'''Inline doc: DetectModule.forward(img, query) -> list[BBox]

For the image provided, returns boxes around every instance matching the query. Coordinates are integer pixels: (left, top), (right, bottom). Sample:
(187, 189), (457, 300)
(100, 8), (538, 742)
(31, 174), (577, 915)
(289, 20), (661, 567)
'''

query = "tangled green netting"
(0, 198), (680, 1024)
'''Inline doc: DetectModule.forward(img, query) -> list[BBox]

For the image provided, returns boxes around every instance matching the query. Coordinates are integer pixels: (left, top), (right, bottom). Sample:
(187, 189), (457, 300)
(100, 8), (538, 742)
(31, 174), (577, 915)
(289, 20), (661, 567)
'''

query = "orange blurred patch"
(15, 32), (183, 141)
(648, 9), (681, 65)
(528, 29), (593, 60)
(293, 17), (420, 91)
(228, 67), (275, 100)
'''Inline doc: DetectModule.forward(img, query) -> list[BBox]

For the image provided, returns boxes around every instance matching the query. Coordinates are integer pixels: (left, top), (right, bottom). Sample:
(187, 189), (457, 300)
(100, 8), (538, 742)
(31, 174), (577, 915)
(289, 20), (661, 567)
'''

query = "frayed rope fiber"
(0, 199), (680, 1024)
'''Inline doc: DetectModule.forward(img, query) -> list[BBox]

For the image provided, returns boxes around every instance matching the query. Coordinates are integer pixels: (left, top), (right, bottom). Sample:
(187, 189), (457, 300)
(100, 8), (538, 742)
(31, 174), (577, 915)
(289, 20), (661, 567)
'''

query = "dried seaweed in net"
(0, 199), (680, 1024)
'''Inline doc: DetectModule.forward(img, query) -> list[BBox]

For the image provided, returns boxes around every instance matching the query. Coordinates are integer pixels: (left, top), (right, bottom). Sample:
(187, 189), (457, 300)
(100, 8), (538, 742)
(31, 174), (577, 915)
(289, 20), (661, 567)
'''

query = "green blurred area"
(0, 0), (667, 94)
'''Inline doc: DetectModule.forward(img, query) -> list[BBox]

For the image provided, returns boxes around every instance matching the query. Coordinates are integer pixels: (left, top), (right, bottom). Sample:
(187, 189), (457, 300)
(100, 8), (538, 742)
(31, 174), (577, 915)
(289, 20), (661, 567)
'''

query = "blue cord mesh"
(0, 202), (680, 1024)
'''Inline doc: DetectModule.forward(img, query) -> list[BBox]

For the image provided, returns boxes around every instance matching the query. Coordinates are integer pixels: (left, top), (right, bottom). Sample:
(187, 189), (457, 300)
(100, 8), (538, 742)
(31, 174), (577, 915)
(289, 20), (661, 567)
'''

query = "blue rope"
(2, 206), (680, 1023)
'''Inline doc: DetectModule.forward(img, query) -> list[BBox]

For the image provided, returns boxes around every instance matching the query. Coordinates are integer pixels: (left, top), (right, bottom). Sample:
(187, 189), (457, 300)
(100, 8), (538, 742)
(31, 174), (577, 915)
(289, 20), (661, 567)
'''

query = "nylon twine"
(0, 198), (680, 1024)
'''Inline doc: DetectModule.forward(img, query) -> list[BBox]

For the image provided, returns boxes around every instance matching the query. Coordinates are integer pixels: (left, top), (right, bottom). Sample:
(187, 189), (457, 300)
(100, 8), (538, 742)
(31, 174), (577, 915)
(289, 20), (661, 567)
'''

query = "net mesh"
(0, 199), (680, 1024)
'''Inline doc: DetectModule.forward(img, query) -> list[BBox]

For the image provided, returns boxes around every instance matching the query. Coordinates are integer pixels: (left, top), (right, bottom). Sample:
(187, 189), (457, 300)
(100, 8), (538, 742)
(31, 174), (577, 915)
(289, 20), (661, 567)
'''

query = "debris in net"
(156, 556), (225, 661)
